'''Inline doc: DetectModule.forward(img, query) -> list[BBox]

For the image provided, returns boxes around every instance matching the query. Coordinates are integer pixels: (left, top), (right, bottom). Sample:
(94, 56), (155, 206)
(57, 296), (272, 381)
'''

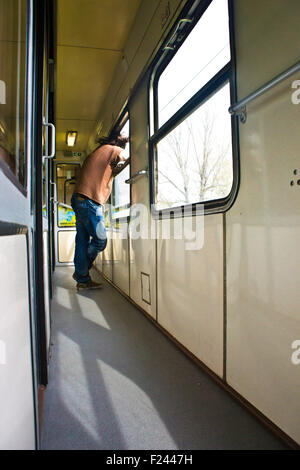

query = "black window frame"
(109, 107), (131, 224)
(148, 0), (240, 219)
(0, 0), (30, 196)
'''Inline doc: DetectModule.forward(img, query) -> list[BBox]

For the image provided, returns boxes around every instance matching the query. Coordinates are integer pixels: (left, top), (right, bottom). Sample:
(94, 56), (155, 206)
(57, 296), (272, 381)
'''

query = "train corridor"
(41, 266), (286, 450)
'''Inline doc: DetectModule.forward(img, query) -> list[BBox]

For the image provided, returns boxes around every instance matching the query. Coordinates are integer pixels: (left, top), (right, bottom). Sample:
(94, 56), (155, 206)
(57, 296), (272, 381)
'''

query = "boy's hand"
(111, 162), (125, 176)
(111, 157), (131, 176)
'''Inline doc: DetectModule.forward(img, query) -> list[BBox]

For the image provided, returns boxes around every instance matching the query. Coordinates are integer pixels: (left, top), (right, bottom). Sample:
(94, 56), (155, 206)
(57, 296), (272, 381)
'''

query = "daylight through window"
(151, 0), (233, 212)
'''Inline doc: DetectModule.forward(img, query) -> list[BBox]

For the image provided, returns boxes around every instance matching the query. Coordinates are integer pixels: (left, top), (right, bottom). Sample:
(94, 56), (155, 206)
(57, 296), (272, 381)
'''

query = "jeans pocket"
(95, 219), (106, 240)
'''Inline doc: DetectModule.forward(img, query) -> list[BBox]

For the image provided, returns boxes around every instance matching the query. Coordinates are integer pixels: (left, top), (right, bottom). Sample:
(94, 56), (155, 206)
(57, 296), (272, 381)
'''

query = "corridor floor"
(41, 266), (286, 450)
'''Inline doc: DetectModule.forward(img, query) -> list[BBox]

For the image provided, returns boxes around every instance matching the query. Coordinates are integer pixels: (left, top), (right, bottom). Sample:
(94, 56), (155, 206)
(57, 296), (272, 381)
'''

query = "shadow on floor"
(41, 267), (287, 450)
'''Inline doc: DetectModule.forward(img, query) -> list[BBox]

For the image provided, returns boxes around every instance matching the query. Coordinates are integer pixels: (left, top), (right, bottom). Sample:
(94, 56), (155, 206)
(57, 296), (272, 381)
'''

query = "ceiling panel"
(56, 46), (122, 120)
(55, 0), (142, 153)
(56, 119), (95, 152)
(57, 0), (141, 50)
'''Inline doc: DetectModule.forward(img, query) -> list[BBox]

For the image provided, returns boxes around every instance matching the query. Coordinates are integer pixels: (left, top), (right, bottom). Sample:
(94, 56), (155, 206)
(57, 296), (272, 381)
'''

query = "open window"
(150, 0), (236, 214)
(111, 118), (130, 220)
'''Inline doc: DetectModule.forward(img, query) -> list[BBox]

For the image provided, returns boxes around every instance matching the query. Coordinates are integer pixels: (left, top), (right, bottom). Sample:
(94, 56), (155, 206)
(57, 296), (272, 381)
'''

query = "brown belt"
(75, 193), (100, 205)
(76, 193), (87, 201)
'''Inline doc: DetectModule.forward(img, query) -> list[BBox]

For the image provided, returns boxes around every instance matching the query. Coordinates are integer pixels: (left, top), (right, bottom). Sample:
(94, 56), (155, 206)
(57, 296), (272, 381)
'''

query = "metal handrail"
(54, 201), (73, 210)
(163, 18), (193, 50)
(125, 169), (148, 184)
(229, 60), (300, 122)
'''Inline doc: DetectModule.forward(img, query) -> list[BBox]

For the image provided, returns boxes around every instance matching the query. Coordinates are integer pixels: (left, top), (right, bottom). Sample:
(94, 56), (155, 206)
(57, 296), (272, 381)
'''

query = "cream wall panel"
(94, 251), (103, 273)
(129, 75), (156, 318)
(102, 229), (113, 281)
(157, 215), (224, 377)
(0, 235), (35, 449)
(58, 230), (75, 263)
(112, 225), (130, 296)
(129, 211), (156, 318)
(234, 0), (300, 100)
(227, 0), (300, 444)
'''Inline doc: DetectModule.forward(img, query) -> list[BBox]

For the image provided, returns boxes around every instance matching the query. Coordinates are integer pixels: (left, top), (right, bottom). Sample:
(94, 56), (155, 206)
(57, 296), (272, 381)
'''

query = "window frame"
(109, 107), (131, 224)
(148, 0), (239, 218)
(0, 0), (30, 196)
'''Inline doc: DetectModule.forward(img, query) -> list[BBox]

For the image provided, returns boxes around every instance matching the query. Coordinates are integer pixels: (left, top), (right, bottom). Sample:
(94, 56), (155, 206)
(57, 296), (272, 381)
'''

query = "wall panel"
(102, 228), (113, 281)
(226, 0), (300, 444)
(129, 75), (156, 318)
(157, 214), (224, 377)
(112, 223), (130, 296)
(57, 230), (75, 263)
(0, 235), (36, 449)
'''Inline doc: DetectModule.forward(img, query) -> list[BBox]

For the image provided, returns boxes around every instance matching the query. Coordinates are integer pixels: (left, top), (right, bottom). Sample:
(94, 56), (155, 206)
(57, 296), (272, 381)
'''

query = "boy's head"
(96, 133), (129, 149)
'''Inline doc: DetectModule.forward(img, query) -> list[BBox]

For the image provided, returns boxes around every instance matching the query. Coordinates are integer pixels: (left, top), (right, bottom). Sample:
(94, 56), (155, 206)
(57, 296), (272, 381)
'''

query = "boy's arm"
(111, 154), (131, 176)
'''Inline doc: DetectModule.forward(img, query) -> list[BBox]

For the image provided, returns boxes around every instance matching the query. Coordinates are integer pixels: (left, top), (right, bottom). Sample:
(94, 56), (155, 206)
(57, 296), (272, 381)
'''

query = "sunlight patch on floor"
(56, 332), (104, 443)
(71, 292), (111, 330)
(97, 361), (177, 449)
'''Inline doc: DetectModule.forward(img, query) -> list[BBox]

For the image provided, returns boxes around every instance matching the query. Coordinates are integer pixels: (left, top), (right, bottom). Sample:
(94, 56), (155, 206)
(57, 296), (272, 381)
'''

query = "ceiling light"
(66, 131), (77, 147)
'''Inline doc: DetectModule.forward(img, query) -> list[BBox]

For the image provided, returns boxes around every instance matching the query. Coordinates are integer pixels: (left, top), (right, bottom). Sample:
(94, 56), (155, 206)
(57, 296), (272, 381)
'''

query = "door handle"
(43, 118), (56, 160)
(125, 169), (148, 184)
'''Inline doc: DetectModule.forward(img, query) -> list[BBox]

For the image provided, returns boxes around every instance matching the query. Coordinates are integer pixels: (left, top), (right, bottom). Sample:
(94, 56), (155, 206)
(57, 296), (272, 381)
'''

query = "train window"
(42, 165), (47, 217)
(158, 0), (230, 128)
(0, 0), (27, 188)
(112, 119), (130, 219)
(150, 0), (234, 213)
(156, 83), (232, 210)
(42, 33), (49, 218)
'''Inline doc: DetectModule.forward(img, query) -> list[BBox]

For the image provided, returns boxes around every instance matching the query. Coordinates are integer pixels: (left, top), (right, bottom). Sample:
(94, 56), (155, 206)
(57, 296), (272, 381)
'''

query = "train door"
(41, 11), (53, 367)
(0, 0), (38, 449)
(31, 0), (56, 390)
(54, 161), (80, 265)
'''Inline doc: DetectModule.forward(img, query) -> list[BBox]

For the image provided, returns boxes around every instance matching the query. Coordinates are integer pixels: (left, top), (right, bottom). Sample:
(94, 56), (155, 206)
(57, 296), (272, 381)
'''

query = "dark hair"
(96, 132), (129, 149)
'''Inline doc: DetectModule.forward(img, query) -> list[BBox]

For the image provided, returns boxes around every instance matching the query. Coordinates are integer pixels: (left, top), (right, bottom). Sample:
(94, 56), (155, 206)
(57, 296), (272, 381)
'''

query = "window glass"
(56, 163), (80, 227)
(42, 164), (47, 217)
(42, 38), (48, 216)
(156, 83), (233, 210)
(0, 0), (27, 186)
(158, 0), (230, 127)
(112, 120), (130, 219)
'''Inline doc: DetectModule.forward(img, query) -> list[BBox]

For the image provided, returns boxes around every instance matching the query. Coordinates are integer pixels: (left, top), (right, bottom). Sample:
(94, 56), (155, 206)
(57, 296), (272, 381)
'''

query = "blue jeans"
(71, 194), (107, 284)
